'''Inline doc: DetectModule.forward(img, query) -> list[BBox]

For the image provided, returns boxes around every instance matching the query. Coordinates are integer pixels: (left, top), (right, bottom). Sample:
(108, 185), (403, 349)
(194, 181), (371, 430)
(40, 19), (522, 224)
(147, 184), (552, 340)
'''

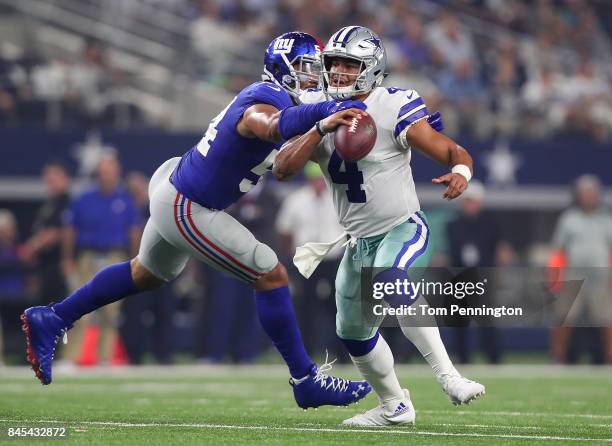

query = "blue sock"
(53, 261), (139, 325)
(340, 332), (380, 357)
(254, 286), (314, 378)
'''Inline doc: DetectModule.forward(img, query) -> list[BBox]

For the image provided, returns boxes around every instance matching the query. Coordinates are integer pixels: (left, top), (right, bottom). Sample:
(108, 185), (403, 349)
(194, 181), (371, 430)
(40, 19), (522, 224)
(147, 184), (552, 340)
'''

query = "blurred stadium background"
(1, 0), (611, 371)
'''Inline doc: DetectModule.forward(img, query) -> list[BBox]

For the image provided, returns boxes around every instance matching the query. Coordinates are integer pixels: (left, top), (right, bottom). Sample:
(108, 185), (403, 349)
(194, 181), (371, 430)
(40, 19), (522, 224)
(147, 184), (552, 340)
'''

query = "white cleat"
(342, 389), (415, 426)
(439, 373), (486, 406)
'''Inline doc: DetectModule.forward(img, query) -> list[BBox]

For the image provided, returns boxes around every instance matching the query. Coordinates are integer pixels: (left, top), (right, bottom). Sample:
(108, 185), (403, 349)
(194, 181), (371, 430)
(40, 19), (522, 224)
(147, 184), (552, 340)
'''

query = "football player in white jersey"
(273, 26), (485, 426)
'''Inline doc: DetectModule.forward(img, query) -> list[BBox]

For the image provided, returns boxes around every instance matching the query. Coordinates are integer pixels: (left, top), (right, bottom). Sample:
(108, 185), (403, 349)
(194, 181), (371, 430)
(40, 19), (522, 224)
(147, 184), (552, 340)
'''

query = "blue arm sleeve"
(278, 99), (367, 140)
(243, 82), (327, 140)
(277, 102), (334, 140)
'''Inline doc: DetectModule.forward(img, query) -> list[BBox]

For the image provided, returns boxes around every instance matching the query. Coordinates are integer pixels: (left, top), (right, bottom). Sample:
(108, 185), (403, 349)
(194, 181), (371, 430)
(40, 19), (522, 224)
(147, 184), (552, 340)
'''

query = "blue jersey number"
(327, 151), (366, 203)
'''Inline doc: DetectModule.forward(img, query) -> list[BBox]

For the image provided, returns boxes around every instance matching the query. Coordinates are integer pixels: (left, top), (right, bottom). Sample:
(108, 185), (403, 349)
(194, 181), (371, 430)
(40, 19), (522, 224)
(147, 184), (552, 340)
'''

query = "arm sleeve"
(248, 83), (332, 140)
(393, 90), (430, 150)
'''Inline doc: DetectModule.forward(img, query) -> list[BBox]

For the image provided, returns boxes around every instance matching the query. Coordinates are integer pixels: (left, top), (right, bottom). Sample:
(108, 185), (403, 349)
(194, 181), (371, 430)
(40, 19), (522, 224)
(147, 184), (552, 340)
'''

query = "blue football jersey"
(171, 82), (293, 210)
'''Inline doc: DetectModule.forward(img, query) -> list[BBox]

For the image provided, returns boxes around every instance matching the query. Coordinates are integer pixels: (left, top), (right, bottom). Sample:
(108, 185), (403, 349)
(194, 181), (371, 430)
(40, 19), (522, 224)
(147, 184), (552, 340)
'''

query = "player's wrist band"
(451, 164), (472, 182)
(315, 121), (327, 136)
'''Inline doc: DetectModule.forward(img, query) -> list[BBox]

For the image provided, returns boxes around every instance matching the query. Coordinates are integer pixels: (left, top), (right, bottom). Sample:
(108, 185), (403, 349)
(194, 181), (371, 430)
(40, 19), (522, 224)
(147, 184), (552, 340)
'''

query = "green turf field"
(0, 365), (610, 445)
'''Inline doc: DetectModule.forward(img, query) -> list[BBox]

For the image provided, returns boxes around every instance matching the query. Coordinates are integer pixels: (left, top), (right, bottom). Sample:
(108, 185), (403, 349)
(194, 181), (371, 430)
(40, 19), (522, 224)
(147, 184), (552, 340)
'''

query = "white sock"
(396, 300), (457, 378)
(350, 334), (404, 411)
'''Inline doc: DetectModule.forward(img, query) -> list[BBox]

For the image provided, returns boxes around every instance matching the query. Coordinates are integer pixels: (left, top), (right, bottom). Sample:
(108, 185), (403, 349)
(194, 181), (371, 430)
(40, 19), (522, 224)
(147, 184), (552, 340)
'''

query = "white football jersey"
(300, 87), (429, 238)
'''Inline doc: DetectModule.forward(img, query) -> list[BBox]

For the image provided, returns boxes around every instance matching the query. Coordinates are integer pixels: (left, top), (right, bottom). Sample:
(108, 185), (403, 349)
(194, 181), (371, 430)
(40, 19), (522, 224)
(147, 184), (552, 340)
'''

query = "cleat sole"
(450, 390), (485, 406)
(21, 313), (49, 385)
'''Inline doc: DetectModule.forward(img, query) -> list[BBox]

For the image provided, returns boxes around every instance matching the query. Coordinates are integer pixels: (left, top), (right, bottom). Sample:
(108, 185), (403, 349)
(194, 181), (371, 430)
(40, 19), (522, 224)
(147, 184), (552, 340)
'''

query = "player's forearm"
(411, 126), (473, 173)
(427, 133), (473, 172)
(449, 144), (473, 173)
(242, 102), (334, 143)
(242, 110), (284, 143)
(259, 111), (285, 142)
(272, 129), (321, 181)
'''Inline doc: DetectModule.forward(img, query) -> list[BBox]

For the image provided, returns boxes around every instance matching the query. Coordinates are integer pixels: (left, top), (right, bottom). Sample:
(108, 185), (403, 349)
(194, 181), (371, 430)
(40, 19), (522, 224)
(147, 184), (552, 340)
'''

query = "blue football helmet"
(263, 31), (322, 100)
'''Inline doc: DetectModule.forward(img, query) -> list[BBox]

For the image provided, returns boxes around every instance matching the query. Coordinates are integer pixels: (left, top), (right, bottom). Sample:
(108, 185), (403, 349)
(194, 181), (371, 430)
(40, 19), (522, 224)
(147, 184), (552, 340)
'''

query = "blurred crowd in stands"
(1, 0), (611, 140)
(0, 40), (145, 129)
(189, 0), (612, 140)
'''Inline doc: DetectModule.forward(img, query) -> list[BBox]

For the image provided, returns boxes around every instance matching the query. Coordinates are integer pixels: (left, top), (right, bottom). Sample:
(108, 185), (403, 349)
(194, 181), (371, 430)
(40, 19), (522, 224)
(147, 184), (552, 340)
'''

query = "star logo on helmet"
(356, 36), (381, 51)
(365, 36), (381, 48)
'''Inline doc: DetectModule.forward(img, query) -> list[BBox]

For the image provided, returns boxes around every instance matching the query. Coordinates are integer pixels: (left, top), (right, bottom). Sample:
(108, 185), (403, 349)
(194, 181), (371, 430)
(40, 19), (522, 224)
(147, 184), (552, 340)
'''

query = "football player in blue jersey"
(20, 32), (372, 409)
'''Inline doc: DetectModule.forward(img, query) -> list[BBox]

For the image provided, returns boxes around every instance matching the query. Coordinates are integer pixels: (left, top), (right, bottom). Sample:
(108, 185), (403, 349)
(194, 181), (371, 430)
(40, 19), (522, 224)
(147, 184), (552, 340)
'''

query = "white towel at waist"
(293, 232), (350, 279)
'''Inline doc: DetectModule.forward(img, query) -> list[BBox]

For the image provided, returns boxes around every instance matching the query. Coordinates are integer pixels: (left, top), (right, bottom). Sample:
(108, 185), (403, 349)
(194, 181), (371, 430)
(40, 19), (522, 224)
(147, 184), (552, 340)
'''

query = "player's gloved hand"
(427, 111), (444, 132)
(323, 100), (367, 116)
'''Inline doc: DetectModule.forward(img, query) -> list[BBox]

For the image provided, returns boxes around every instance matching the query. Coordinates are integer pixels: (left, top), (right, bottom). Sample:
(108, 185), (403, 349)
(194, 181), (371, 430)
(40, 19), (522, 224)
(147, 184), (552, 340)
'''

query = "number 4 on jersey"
(327, 150), (366, 203)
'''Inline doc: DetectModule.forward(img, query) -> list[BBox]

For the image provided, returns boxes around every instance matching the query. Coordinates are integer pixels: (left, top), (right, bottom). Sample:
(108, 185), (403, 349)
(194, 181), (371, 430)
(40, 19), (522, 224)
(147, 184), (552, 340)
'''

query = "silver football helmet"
(321, 26), (387, 100)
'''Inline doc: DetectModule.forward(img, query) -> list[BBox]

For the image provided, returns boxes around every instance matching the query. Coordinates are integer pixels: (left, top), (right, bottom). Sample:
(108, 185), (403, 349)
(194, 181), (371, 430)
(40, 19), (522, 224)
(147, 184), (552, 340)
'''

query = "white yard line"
(430, 423), (544, 430)
(431, 422), (611, 431)
(419, 409), (612, 420)
(0, 419), (610, 442)
(1, 381), (611, 421)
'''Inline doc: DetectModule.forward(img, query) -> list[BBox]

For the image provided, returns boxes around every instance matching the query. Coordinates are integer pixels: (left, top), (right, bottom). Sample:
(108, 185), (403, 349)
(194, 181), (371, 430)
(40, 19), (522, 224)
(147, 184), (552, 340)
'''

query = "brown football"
(333, 113), (377, 162)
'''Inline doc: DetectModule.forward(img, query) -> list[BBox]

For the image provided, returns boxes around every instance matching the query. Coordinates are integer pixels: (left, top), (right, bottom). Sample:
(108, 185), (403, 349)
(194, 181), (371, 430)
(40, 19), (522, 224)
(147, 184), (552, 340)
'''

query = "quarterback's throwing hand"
(432, 173), (468, 200)
(319, 109), (367, 133)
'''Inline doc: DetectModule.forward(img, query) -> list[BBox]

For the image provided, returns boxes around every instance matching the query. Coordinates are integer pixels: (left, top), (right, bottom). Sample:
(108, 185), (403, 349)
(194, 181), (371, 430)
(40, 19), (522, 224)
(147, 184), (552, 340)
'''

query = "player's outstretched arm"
(238, 100), (368, 144)
(406, 119), (473, 200)
(273, 108), (367, 181)
(238, 104), (285, 142)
